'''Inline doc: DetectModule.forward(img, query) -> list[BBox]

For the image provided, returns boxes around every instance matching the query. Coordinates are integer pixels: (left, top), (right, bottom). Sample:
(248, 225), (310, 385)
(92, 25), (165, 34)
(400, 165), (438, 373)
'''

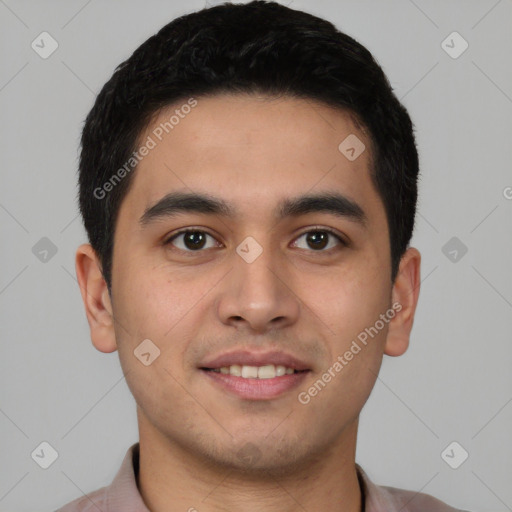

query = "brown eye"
(165, 230), (218, 251)
(306, 231), (329, 250)
(293, 229), (346, 252)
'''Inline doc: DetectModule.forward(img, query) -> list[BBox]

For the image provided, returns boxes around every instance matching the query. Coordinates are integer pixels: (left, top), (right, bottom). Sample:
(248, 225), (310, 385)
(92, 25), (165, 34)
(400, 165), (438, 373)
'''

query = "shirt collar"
(356, 463), (404, 512)
(106, 442), (150, 512)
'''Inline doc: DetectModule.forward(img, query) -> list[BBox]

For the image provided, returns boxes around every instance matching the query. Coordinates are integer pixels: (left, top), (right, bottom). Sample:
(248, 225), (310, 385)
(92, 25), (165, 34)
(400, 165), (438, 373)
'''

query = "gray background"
(1, 0), (511, 511)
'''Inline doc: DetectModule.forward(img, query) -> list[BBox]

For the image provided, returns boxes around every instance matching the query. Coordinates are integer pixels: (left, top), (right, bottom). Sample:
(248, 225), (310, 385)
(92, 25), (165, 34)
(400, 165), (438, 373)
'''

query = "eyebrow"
(139, 191), (367, 227)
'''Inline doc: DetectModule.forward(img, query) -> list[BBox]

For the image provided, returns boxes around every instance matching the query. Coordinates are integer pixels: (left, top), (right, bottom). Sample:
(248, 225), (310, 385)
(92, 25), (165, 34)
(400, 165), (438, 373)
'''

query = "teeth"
(275, 365), (286, 377)
(241, 365), (258, 378)
(258, 365), (276, 379)
(230, 364), (242, 377)
(213, 364), (299, 379)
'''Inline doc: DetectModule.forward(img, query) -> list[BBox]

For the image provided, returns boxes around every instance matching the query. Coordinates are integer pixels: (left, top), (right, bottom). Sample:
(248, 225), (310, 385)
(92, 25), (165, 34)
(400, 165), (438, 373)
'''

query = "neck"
(136, 412), (363, 512)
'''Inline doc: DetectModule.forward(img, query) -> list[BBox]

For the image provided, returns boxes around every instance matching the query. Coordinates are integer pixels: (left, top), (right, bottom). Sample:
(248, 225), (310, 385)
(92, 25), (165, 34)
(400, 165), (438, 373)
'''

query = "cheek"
(110, 264), (196, 420)
(113, 253), (189, 333)
(306, 260), (390, 340)
(112, 257), (218, 376)
(297, 273), (388, 424)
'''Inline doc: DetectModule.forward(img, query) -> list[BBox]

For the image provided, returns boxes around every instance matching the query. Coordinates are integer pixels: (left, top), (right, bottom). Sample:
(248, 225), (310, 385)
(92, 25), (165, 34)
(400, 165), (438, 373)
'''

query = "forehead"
(118, 93), (383, 226)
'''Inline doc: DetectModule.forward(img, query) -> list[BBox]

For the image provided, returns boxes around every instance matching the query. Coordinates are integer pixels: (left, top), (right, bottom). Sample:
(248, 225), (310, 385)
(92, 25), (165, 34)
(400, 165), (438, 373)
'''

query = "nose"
(216, 243), (300, 334)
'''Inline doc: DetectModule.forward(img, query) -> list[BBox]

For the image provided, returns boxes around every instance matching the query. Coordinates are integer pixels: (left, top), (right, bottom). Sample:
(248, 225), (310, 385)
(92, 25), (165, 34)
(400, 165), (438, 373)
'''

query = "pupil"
(307, 231), (328, 250)
(185, 231), (206, 250)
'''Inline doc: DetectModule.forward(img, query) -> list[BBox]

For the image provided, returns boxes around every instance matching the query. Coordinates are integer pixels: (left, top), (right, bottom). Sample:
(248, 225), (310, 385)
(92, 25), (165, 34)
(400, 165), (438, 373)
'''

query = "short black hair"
(78, 0), (419, 291)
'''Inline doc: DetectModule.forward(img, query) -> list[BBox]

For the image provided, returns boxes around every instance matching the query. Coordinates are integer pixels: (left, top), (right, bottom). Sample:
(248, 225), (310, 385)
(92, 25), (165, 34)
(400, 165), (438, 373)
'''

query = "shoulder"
(54, 486), (107, 512)
(381, 484), (471, 512)
(356, 464), (471, 512)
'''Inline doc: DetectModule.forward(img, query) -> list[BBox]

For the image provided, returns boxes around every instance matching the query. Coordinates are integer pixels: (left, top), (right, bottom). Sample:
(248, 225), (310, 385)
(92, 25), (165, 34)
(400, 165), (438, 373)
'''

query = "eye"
(164, 229), (220, 252)
(292, 228), (347, 252)
(163, 227), (348, 255)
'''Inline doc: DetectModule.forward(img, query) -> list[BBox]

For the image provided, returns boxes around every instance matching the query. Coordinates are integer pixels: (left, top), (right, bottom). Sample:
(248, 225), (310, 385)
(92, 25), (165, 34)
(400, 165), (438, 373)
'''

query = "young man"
(58, 1), (470, 511)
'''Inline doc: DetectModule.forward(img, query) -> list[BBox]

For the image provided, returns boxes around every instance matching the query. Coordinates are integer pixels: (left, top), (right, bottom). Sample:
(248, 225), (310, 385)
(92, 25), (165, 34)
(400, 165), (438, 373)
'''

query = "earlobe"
(384, 247), (421, 357)
(75, 243), (118, 353)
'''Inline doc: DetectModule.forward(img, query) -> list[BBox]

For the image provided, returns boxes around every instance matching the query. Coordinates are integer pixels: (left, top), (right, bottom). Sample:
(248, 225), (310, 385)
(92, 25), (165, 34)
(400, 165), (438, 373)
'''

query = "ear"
(384, 247), (421, 357)
(75, 243), (117, 353)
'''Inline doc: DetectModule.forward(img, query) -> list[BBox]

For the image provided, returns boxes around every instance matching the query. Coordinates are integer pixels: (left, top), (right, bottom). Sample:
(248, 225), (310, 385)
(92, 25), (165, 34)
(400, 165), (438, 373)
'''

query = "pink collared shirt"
(56, 443), (469, 512)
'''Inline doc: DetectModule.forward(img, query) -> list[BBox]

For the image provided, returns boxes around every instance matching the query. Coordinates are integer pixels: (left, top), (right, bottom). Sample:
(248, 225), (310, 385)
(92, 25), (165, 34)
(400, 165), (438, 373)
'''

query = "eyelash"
(163, 227), (348, 255)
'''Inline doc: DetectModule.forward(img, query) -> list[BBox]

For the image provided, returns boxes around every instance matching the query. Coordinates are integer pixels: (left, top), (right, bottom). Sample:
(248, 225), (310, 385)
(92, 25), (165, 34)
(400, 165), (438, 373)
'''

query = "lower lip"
(201, 369), (310, 400)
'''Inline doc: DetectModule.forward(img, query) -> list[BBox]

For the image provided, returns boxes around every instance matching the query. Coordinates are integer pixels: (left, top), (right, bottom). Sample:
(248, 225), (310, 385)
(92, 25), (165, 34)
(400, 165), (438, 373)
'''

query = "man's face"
(106, 94), (397, 473)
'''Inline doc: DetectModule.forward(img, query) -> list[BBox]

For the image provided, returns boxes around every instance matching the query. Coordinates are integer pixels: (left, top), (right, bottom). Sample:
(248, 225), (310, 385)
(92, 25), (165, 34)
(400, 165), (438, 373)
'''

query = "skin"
(76, 94), (421, 512)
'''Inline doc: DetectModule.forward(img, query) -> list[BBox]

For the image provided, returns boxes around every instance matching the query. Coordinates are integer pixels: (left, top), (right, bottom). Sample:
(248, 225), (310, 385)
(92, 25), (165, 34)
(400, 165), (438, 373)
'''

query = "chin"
(199, 435), (322, 478)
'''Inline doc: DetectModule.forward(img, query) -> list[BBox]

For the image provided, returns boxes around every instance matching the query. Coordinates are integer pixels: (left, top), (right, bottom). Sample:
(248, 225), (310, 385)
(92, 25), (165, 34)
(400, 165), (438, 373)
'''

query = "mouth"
(199, 350), (312, 400)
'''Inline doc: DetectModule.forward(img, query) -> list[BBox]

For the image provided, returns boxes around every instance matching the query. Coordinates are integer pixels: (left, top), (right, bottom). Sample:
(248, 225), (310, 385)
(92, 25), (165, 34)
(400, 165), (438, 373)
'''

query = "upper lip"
(200, 349), (311, 371)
